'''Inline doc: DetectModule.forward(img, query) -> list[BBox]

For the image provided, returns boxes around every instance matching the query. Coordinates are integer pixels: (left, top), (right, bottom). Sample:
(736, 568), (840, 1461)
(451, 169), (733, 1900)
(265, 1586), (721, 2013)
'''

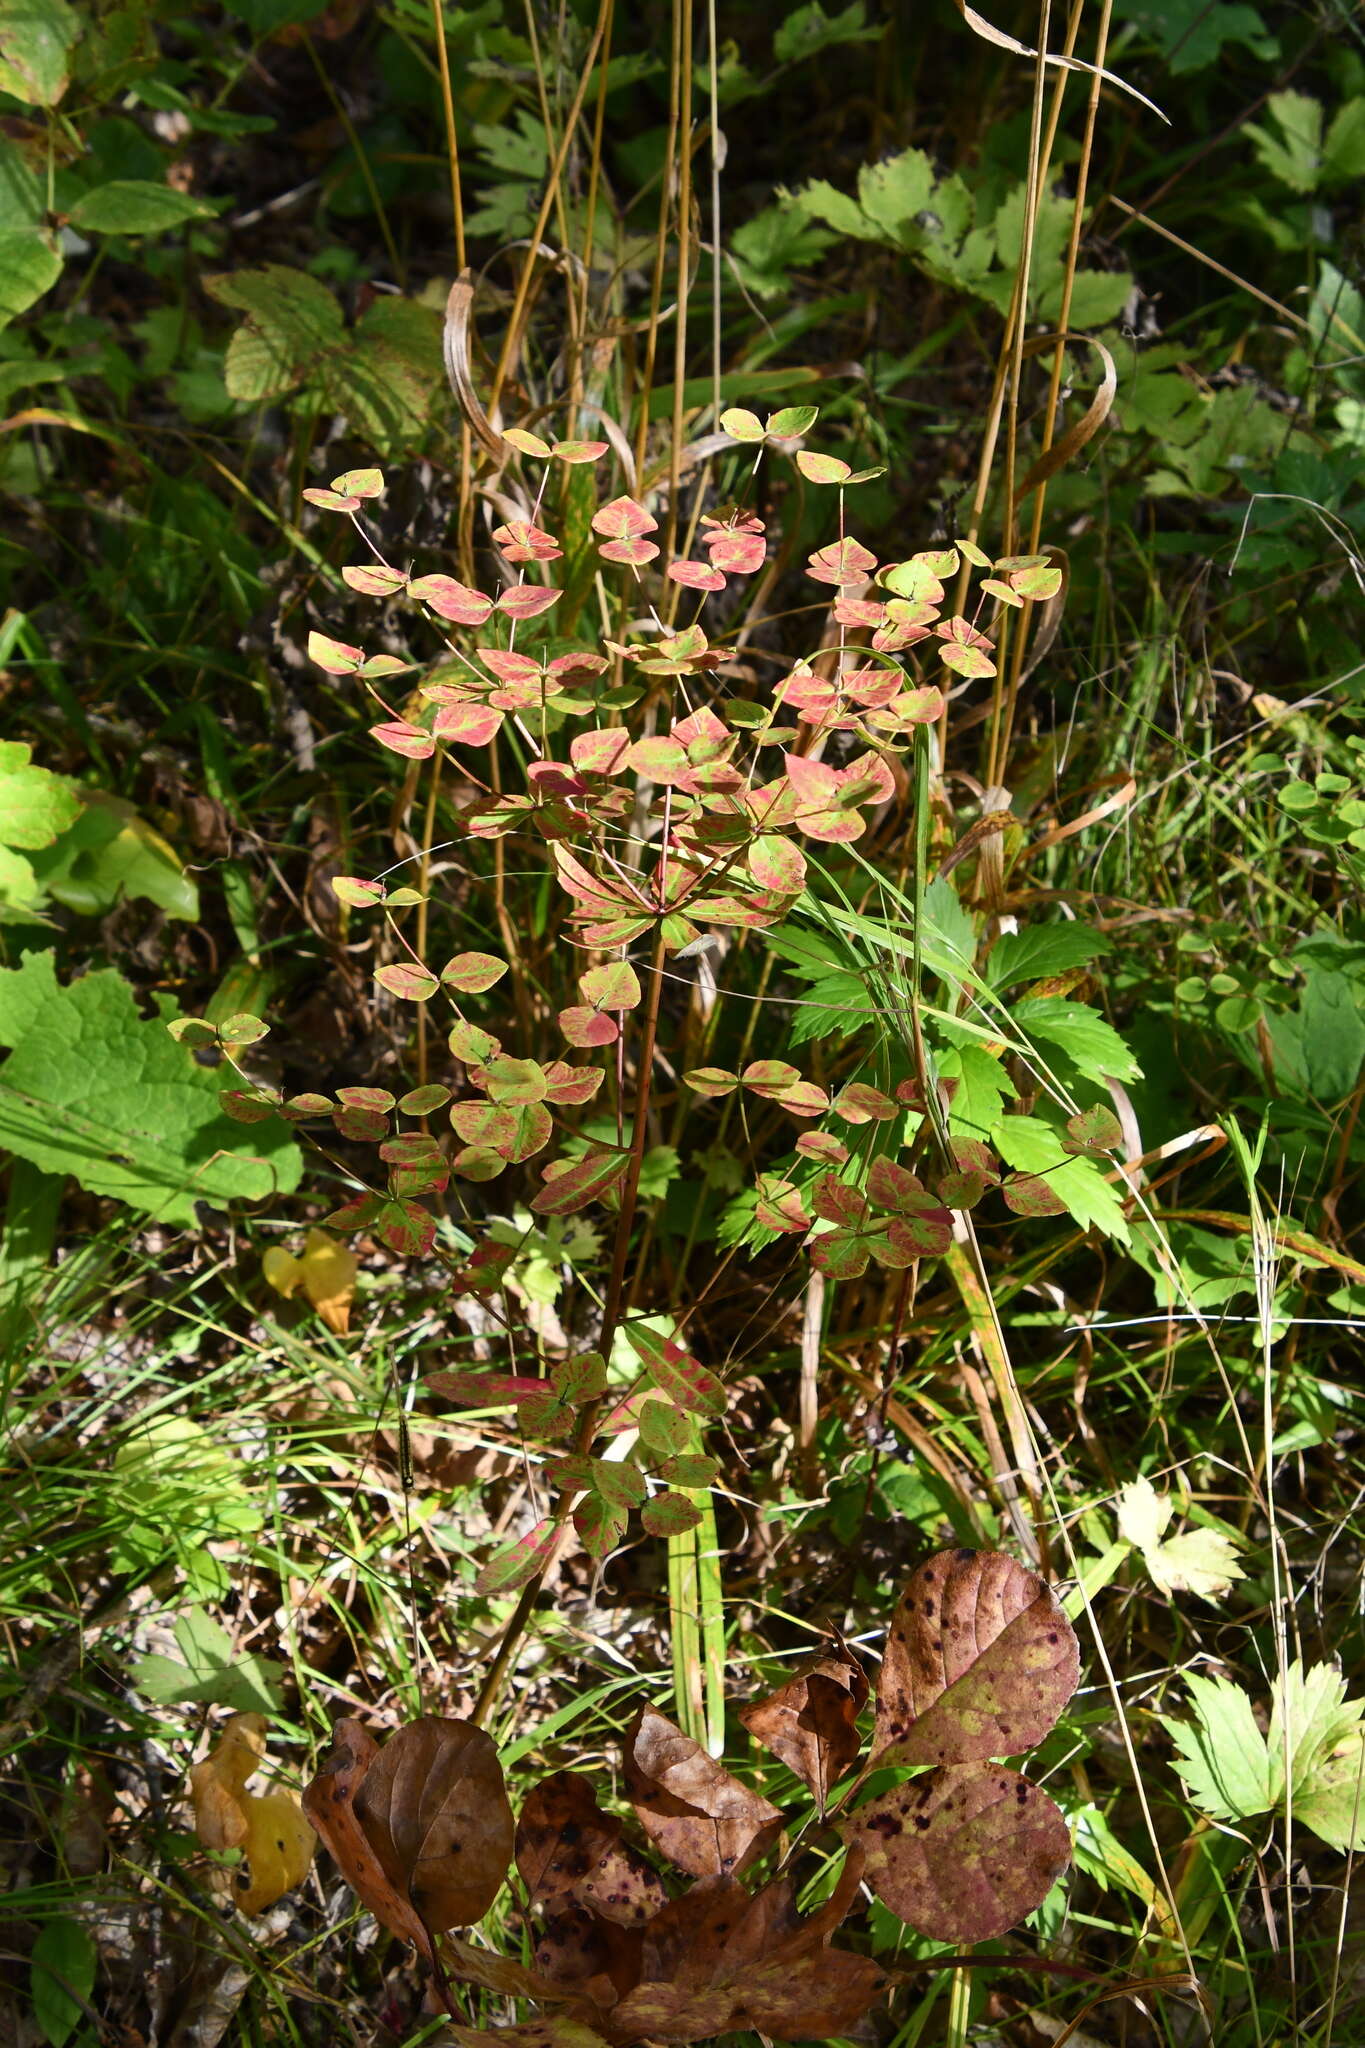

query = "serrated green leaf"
(0, 741), (78, 851)
(0, 952), (300, 1222)
(1167, 1671), (1274, 1824)
(1012, 996), (1141, 1084)
(69, 180), (214, 234)
(987, 924), (1110, 988)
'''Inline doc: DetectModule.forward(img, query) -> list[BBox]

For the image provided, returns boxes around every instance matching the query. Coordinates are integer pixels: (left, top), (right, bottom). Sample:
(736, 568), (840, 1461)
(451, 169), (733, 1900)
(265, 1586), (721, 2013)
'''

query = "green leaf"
(205, 263), (344, 403)
(68, 180), (214, 234)
(0, 0), (78, 106)
(0, 952), (301, 1222)
(987, 924), (1110, 988)
(1269, 1662), (1365, 1852)
(29, 791), (200, 921)
(0, 741), (78, 850)
(1299, 969), (1365, 1102)
(1012, 997), (1141, 1084)
(133, 1605), (284, 1712)
(1167, 1671), (1274, 1824)
(1246, 90), (1324, 193)
(642, 1491), (704, 1536)
(31, 1916), (96, 2048)
(773, 1), (878, 65)
(0, 227), (62, 326)
(993, 1116), (1130, 1243)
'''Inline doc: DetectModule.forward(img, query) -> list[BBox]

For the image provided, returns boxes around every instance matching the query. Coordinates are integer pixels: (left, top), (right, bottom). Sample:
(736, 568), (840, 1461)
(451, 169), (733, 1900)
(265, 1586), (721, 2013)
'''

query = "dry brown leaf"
(738, 1641), (868, 1808)
(189, 1713), (315, 1916)
(516, 1771), (667, 1926)
(874, 1548), (1079, 1765)
(624, 1707), (781, 1881)
(302, 1715), (512, 1962)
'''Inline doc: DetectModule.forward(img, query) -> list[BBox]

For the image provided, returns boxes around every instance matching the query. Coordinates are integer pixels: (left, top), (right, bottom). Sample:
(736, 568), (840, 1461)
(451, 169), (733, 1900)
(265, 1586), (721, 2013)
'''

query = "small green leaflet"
(992, 1116), (1129, 1243)
(1168, 1662), (1365, 1852)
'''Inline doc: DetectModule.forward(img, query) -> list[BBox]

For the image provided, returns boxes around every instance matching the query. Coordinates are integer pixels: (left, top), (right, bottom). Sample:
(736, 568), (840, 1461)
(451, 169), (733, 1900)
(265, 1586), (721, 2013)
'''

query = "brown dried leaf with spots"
(874, 1547), (1079, 1766)
(624, 1707), (781, 1881)
(517, 1771), (667, 1927)
(738, 1640), (868, 1809)
(841, 1762), (1072, 1943)
(302, 1716), (513, 1963)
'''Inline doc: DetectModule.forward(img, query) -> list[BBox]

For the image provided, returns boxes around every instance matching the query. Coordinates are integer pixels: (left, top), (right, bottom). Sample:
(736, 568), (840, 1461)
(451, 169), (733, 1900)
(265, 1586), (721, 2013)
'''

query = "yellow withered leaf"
(263, 1228), (357, 1334)
(190, 1712), (315, 1915)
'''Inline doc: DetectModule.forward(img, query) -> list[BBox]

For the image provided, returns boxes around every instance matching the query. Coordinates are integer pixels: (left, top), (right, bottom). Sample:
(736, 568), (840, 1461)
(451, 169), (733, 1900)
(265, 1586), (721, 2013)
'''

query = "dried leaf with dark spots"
(516, 1771), (666, 1927)
(739, 1641), (867, 1808)
(874, 1548), (1079, 1766)
(624, 1707), (781, 1880)
(302, 1716), (512, 1960)
(446, 2022), (610, 2048)
(842, 1761), (1071, 1942)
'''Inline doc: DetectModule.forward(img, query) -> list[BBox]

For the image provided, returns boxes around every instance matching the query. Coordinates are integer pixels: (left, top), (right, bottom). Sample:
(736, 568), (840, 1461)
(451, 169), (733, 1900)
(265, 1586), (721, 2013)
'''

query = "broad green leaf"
(993, 1116), (1130, 1243)
(205, 263), (344, 403)
(1167, 1671), (1274, 1823)
(1299, 969), (1365, 1102)
(0, 741), (78, 849)
(0, 0), (78, 105)
(133, 1605), (284, 1712)
(0, 951), (300, 1222)
(773, 0), (877, 65)
(1012, 996), (1141, 1084)
(68, 181), (214, 234)
(1246, 89), (1324, 193)
(31, 1917), (95, 2048)
(987, 924), (1110, 988)
(28, 791), (199, 921)
(0, 226), (61, 325)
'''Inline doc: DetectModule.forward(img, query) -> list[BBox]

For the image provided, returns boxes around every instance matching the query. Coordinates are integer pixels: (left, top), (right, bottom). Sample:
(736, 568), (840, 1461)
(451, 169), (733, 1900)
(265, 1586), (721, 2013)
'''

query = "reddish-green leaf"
(332, 466), (384, 498)
(874, 1548), (1079, 1766)
(503, 426), (553, 457)
(754, 1175), (811, 1233)
(409, 574), (494, 624)
(373, 1198), (436, 1256)
(375, 962), (439, 1001)
(843, 1762), (1071, 1942)
(497, 584), (561, 620)
(642, 1492), (704, 1536)
(796, 450), (851, 483)
(683, 1066), (739, 1098)
(557, 1006), (619, 1047)
(591, 496), (657, 540)
(332, 875), (386, 907)
(573, 1492), (628, 1555)
(343, 563), (406, 597)
(441, 952), (508, 995)
(371, 721), (436, 760)
(1001, 1171), (1068, 1218)
(667, 559), (727, 591)
(531, 1148), (629, 1215)
(579, 961), (641, 1012)
(719, 406), (764, 442)
(834, 1082), (898, 1123)
(476, 1520), (558, 1595)
(807, 537), (877, 586)
(748, 833), (806, 892)
(624, 1324), (726, 1418)
(551, 439), (608, 463)
(1062, 1104), (1123, 1155)
(433, 703), (503, 746)
(308, 631), (363, 673)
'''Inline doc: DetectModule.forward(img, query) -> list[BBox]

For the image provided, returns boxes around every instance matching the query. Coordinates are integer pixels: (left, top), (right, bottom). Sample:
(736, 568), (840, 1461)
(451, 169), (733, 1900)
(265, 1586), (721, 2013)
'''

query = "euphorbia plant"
(299, 1549), (1080, 2041)
(185, 413), (1095, 1601)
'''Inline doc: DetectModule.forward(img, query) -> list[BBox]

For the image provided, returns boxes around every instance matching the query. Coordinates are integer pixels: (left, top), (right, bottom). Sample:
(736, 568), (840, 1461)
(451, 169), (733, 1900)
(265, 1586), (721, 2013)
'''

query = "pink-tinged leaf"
(558, 1006), (619, 1047)
(324, 1193), (385, 1232)
(375, 1198), (436, 1256)
(398, 1083), (451, 1115)
(569, 728), (630, 776)
(375, 962), (439, 1001)
(833, 1082), (898, 1123)
(532, 1149), (629, 1216)
(453, 1144), (507, 1181)
(343, 563), (407, 597)
(748, 833), (807, 893)
(579, 961), (641, 1012)
(705, 530), (765, 574)
(782, 751), (838, 805)
(598, 536), (659, 566)
(332, 466), (384, 498)
(372, 721), (436, 759)
(1002, 1171), (1067, 1218)
(754, 1176), (811, 1234)
(576, 913), (653, 948)
(492, 520), (563, 563)
(303, 486), (359, 512)
(541, 1062), (606, 1107)
(683, 1067), (739, 1098)
(408, 574), (494, 625)
(938, 638), (996, 680)
(337, 1086), (396, 1113)
(642, 1492), (704, 1536)
(807, 536), (877, 586)
(429, 1368), (552, 1417)
(740, 1643), (868, 1808)
(496, 584), (561, 620)
(836, 595), (887, 627)
(981, 576), (1023, 608)
(358, 653), (409, 679)
(811, 1175), (868, 1228)
(333, 1106), (387, 1141)
(624, 1325), (727, 1418)
(433, 703), (504, 746)
(1062, 1105), (1123, 1155)
(282, 1092), (331, 1120)
(503, 426), (553, 457)
(477, 647), (541, 685)
(551, 439), (607, 463)
(667, 558), (727, 591)
(221, 1089), (280, 1124)
(441, 952), (508, 995)
(477, 1055), (549, 1105)
(573, 1491), (629, 1557)
(881, 1209), (952, 1260)
(476, 1519), (558, 1595)
(796, 450), (851, 483)
(547, 650), (608, 688)
(937, 1169), (991, 1209)
(449, 1020), (501, 1064)
(766, 404), (820, 437)
(795, 1131), (850, 1165)
(741, 1057), (799, 1093)
(719, 405), (765, 442)
(810, 1231), (872, 1281)
(743, 1060), (829, 1117)
(876, 683), (943, 726)
(1009, 561), (1063, 600)
(843, 1762), (1071, 1943)
(624, 735), (690, 782)
(451, 1238), (517, 1297)
(332, 876), (385, 908)
(874, 1548), (1080, 1766)
(591, 495), (657, 540)
(378, 1127), (439, 1164)
(308, 630), (363, 673)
